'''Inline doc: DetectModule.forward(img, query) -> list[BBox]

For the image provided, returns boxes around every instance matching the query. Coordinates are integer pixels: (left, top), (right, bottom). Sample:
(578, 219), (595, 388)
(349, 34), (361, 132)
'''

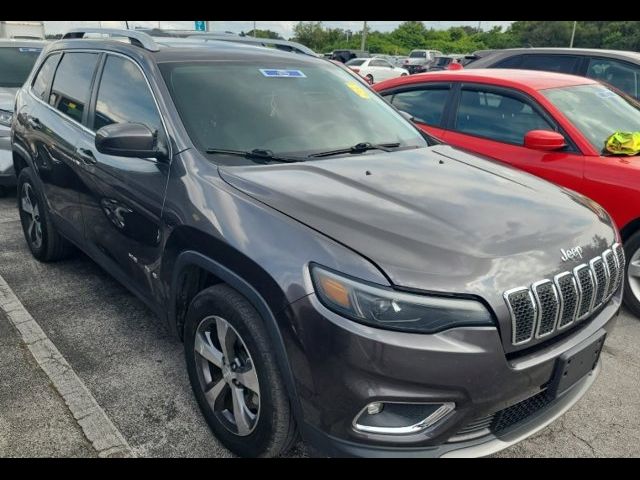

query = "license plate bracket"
(548, 330), (606, 397)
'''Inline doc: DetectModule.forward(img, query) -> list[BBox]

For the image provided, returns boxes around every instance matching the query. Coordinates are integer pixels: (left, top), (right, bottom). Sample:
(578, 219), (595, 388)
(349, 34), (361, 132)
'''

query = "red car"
(374, 69), (640, 316)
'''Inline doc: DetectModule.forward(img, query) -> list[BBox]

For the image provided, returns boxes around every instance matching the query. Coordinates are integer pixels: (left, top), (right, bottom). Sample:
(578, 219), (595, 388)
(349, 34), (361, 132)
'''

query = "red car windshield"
(542, 84), (640, 153)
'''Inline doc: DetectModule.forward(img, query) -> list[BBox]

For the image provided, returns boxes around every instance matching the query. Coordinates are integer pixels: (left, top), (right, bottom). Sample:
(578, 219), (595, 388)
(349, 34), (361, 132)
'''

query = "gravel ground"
(0, 192), (638, 457)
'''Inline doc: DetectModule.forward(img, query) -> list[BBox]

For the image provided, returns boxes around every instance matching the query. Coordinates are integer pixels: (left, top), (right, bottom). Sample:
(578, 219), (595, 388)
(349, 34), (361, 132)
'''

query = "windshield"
(345, 59), (365, 66)
(0, 47), (42, 88)
(434, 57), (451, 66)
(159, 60), (428, 160)
(409, 51), (426, 58)
(542, 84), (640, 152)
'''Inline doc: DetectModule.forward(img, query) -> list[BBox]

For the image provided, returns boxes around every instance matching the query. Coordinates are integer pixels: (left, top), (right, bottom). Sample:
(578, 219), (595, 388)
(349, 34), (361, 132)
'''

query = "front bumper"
(284, 288), (621, 457)
(0, 128), (15, 187)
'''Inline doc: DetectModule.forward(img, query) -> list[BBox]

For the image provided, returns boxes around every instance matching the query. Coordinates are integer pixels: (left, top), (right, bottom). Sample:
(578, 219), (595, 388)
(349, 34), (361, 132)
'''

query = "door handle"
(26, 116), (41, 129)
(76, 147), (97, 165)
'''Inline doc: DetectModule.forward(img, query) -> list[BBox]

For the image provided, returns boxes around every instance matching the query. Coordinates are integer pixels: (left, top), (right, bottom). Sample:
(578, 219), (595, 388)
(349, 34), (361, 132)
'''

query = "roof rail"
(61, 28), (160, 52)
(184, 34), (318, 57)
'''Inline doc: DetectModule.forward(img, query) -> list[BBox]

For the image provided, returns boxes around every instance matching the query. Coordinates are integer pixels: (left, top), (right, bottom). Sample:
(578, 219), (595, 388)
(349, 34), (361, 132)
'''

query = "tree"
(291, 22), (327, 52)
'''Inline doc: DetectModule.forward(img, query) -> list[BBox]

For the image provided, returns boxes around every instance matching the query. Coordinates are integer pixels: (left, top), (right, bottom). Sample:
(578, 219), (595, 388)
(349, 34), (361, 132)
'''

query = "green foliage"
(288, 21), (640, 56)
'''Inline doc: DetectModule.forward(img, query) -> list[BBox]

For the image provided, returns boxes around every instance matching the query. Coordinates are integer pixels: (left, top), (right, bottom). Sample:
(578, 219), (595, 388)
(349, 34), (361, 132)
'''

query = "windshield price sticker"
(259, 69), (306, 78)
(346, 81), (370, 99)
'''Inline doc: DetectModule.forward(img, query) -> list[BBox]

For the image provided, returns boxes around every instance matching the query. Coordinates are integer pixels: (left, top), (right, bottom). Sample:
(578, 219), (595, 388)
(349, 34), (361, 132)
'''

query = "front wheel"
(623, 231), (640, 318)
(184, 284), (297, 457)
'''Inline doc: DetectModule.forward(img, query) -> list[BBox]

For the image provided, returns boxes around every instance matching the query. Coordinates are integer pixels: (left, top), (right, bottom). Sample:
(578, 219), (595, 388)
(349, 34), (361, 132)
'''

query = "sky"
(43, 21), (513, 39)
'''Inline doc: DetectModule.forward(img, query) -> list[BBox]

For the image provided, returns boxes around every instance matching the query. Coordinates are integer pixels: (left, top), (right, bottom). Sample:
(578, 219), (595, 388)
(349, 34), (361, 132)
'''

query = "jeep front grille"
(504, 243), (624, 347)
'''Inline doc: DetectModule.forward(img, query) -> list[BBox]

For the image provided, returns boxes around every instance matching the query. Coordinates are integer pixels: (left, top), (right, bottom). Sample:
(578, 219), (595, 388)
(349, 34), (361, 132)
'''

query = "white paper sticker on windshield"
(259, 69), (306, 78)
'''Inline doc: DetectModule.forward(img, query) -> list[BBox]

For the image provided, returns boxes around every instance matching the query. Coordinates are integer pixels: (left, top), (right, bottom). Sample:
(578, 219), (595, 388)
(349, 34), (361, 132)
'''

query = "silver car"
(0, 39), (45, 195)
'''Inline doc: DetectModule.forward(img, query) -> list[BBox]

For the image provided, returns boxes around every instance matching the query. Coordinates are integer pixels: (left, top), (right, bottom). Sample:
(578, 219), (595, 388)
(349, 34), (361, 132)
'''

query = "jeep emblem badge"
(560, 246), (584, 262)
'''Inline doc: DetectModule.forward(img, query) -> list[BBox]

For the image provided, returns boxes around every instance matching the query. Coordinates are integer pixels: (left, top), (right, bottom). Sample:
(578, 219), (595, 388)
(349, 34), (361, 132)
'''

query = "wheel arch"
(620, 217), (640, 243)
(165, 227), (302, 425)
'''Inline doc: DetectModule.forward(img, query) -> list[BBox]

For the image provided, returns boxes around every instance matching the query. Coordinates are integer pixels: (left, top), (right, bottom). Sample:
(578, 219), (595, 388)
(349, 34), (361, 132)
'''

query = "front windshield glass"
(542, 83), (640, 152)
(0, 47), (42, 88)
(434, 57), (450, 66)
(159, 60), (428, 159)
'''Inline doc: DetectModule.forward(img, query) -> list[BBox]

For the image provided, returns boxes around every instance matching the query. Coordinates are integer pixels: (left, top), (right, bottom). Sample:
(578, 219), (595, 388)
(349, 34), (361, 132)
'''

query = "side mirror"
(524, 129), (567, 151)
(398, 110), (415, 122)
(95, 123), (166, 160)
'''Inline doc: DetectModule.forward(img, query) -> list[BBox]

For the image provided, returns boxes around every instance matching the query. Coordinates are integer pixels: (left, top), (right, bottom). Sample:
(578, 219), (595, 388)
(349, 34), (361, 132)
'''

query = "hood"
(219, 144), (616, 310)
(0, 88), (19, 112)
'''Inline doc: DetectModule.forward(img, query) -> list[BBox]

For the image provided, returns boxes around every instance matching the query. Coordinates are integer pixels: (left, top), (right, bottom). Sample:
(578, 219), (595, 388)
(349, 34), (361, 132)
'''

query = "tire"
(365, 74), (374, 84)
(623, 230), (640, 318)
(184, 284), (297, 457)
(17, 167), (74, 262)
(400, 73), (408, 77)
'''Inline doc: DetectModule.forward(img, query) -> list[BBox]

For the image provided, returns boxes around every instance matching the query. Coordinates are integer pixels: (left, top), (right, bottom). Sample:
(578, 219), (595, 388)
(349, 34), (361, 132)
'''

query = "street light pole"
(570, 21), (577, 48)
(360, 20), (367, 51)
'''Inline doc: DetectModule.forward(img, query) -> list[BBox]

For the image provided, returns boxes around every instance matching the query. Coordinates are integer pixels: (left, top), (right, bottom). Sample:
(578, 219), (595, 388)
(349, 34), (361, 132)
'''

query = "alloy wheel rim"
(21, 183), (42, 250)
(194, 315), (260, 436)
(627, 245), (640, 304)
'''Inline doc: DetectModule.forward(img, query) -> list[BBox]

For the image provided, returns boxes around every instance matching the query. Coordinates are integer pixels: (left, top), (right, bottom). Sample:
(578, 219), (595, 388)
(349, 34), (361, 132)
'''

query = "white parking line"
(0, 273), (135, 458)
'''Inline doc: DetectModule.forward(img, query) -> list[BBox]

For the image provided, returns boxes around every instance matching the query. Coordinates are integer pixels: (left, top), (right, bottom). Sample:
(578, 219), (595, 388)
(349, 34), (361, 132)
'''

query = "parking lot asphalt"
(0, 191), (639, 458)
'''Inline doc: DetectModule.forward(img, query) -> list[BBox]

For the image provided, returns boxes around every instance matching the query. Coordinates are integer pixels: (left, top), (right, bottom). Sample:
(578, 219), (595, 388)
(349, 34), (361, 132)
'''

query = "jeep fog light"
(353, 402), (455, 435)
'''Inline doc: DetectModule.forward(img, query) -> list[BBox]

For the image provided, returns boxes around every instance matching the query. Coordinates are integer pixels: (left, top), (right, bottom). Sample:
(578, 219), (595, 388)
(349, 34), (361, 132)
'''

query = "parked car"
(0, 39), (44, 196)
(375, 68), (640, 316)
(466, 47), (640, 100)
(330, 49), (370, 64)
(428, 54), (465, 71)
(403, 49), (443, 74)
(345, 57), (409, 83)
(13, 29), (622, 458)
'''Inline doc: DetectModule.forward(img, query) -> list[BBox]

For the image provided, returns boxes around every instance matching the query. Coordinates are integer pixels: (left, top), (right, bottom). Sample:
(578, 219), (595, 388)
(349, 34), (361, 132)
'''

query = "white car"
(345, 57), (409, 84)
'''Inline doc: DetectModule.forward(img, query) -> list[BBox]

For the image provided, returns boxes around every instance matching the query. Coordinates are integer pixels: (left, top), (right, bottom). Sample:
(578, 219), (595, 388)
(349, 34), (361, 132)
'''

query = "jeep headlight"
(0, 109), (12, 128)
(311, 265), (494, 333)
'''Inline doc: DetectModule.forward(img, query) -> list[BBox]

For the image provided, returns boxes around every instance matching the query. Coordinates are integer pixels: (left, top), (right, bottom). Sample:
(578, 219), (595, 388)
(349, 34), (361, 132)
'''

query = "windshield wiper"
(204, 148), (303, 163)
(308, 142), (401, 158)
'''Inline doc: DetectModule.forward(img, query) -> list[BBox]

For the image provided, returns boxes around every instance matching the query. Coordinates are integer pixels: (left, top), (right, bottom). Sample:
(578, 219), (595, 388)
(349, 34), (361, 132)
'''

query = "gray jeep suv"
(11, 29), (623, 457)
(0, 39), (44, 195)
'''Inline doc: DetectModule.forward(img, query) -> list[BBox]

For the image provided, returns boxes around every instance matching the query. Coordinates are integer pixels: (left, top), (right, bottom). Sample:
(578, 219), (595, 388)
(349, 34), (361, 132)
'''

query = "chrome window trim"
(553, 271), (579, 330)
(532, 279), (559, 339)
(589, 256), (607, 310)
(504, 286), (538, 345)
(602, 249), (615, 300)
(574, 263), (595, 321)
(27, 48), (172, 160)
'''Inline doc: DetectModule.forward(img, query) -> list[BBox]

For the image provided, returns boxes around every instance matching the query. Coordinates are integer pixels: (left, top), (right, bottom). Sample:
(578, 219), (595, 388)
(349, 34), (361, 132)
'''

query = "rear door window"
(390, 87), (450, 126)
(518, 54), (581, 74)
(49, 52), (99, 124)
(586, 57), (640, 99)
(31, 53), (61, 101)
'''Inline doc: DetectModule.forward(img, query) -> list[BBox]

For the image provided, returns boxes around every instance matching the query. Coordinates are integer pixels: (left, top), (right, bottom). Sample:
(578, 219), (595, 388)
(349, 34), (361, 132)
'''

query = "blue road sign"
(195, 21), (206, 32)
